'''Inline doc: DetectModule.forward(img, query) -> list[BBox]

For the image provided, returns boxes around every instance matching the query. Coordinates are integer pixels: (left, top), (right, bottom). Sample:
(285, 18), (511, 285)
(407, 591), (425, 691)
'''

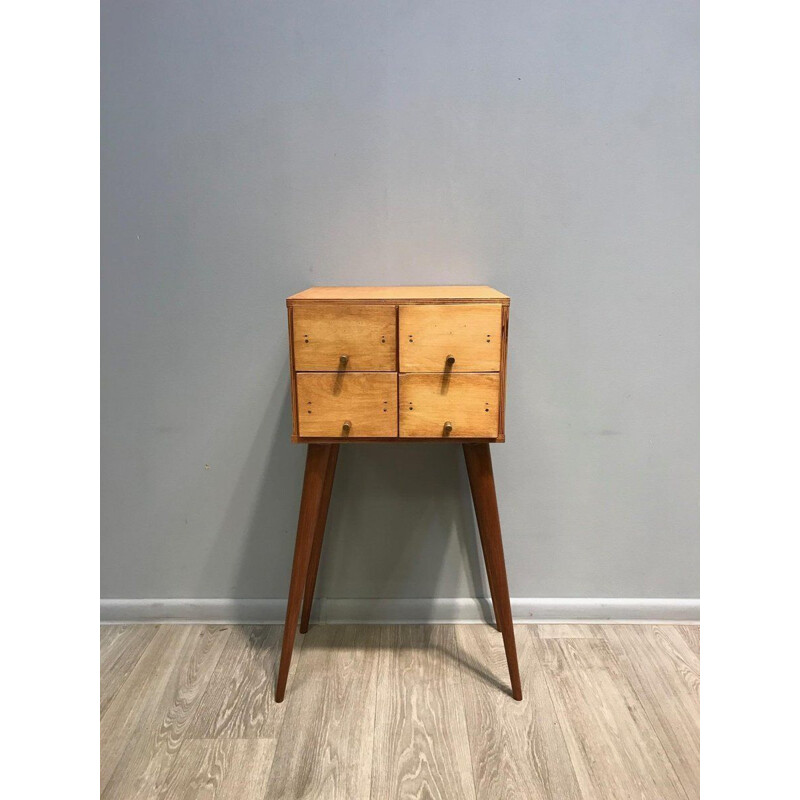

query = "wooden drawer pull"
(445, 354), (455, 366)
(444, 421), (453, 434)
(339, 354), (349, 366)
(342, 420), (352, 433)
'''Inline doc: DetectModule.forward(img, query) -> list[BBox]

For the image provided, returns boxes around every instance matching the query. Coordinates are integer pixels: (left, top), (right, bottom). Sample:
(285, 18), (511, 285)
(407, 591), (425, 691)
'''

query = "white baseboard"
(100, 597), (699, 624)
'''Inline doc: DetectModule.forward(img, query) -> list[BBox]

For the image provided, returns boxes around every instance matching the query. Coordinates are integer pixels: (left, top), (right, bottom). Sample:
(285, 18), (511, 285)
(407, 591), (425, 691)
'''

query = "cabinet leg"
(463, 443), (522, 701)
(299, 444), (339, 633)
(464, 451), (503, 633)
(275, 444), (332, 702)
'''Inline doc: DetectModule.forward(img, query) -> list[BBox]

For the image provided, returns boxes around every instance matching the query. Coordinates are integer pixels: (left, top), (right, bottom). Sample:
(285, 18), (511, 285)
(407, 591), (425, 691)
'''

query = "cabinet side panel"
(498, 305), (509, 439)
(287, 306), (298, 437)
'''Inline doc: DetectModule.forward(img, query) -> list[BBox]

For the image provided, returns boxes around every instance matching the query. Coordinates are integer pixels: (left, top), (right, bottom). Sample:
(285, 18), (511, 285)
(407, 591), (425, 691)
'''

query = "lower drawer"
(296, 372), (398, 438)
(399, 373), (500, 438)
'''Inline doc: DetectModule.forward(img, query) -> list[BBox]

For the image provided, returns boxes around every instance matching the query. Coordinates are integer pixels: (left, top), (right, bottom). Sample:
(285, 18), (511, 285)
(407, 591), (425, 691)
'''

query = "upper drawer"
(399, 304), (503, 372)
(292, 305), (396, 371)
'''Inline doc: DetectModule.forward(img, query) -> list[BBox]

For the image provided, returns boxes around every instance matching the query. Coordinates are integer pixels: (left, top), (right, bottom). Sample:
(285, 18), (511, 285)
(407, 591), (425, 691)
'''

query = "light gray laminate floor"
(100, 623), (699, 800)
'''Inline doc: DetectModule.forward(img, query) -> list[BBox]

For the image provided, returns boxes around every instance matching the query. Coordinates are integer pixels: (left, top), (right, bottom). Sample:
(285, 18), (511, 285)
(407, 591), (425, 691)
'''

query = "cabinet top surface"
(287, 285), (509, 305)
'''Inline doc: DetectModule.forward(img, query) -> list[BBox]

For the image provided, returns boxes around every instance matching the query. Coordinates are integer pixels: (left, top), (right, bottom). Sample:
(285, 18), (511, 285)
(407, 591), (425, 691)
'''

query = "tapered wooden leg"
(275, 444), (332, 702)
(463, 443), (522, 701)
(299, 444), (339, 634)
(464, 455), (503, 633)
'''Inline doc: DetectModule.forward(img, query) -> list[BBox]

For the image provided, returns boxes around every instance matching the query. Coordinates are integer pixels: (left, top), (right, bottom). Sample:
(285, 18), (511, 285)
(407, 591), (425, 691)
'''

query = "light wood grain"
(532, 624), (602, 639)
(534, 635), (689, 800)
(101, 624), (159, 718)
(157, 739), (275, 800)
(102, 626), (231, 800)
(187, 626), (297, 739)
(399, 373), (500, 438)
(602, 625), (699, 799)
(399, 304), (503, 372)
(100, 623), (699, 800)
(457, 624), (581, 800)
(372, 626), (476, 800)
(677, 623), (700, 656)
(287, 286), (509, 305)
(101, 626), (194, 793)
(297, 372), (398, 437)
(264, 625), (380, 800)
(292, 304), (396, 371)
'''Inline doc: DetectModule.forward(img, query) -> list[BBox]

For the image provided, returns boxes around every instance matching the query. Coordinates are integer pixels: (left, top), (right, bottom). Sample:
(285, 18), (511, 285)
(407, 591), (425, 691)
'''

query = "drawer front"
(399, 304), (503, 372)
(297, 372), (398, 437)
(293, 305), (396, 372)
(399, 373), (500, 438)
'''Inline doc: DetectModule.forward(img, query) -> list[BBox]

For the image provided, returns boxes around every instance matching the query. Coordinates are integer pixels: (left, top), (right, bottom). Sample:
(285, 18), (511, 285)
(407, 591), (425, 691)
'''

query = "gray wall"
(101, 0), (698, 605)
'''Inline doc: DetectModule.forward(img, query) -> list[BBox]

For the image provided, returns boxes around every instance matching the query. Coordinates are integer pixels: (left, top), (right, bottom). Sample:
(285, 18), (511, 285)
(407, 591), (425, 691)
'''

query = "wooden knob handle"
(444, 421), (453, 434)
(339, 354), (349, 365)
(342, 420), (352, 433)
(445, 354), (455, 366)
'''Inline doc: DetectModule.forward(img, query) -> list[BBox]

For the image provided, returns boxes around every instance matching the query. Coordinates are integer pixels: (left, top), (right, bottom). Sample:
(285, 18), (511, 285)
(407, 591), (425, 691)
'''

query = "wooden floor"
(101, 623), (699, 800)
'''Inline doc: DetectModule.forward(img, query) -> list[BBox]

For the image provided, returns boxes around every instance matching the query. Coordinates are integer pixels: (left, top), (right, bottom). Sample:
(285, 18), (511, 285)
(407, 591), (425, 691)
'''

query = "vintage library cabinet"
(276, 286), (521, 701)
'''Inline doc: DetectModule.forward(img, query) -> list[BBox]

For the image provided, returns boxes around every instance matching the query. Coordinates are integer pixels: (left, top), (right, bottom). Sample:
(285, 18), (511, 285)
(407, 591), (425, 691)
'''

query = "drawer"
(293, 305), (396, 372)
(399, 304), (503, 372)
(399, 373), (500, 438)
(297, 372), (398, 438)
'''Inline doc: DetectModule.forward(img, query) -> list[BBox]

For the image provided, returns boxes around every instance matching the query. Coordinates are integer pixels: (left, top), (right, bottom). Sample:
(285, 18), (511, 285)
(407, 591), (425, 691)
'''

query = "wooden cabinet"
(278, 286), (521, 705)
(287, 286), (509, 442)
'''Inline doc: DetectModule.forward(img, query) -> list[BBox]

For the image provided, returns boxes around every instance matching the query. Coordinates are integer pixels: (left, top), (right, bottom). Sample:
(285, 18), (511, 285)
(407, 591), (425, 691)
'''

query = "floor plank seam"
(601, 627), (698, 800)
(526, 626), (587, 800)
(101, 624), (699, 800)
(601, 628), (693, 800)
(100, 625), (161, 721)
(251, 624), (290, 794)
(452, 624), (480, 800)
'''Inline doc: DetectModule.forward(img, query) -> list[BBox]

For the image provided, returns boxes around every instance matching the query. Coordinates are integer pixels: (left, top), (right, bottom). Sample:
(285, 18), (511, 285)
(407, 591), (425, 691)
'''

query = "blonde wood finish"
(100, 624), (159, 718)
(292, 304), (396, 372)
(187, 625), (298, 739)
(101, 626), (194, 793)
(101, 623), (699, 800)
(677, 624), (700, 656)
(157, 739), (276, 800)
(297, 372), (398, 437)
(102, 626), (230, 800)
(457, 624), (581, 800)
(603, 625), (699, 797)
(399, 304), (503, 372)
(532, 624), (601, 639)
(287, 285), (508, 442)
(287, 285), (510, 305)
(534, 635), (690, 800)
(265, 625), (381, 799)
(399, 373), (500, 438)
(372, 626), (476, 800)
